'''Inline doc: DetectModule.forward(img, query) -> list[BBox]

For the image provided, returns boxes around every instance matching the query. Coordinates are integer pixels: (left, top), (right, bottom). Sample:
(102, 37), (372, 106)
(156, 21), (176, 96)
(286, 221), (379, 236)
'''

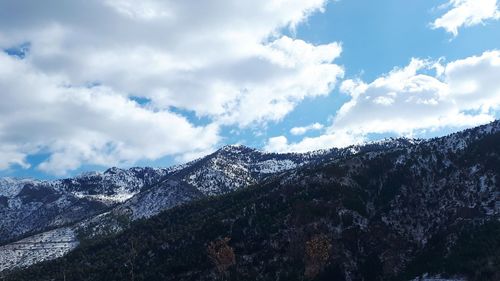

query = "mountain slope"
(0, 143), (339, 270)
(75, 179), (204, 241)
(0, 167), (170, 244)
(5, 121), (499, 281)
(0, 136), (421, 248)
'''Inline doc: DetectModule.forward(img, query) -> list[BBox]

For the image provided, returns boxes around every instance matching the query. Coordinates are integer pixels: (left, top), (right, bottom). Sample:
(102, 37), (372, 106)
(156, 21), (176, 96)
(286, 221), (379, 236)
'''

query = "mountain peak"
(104, 167), (123, 174)
(218, 144), (255, 153)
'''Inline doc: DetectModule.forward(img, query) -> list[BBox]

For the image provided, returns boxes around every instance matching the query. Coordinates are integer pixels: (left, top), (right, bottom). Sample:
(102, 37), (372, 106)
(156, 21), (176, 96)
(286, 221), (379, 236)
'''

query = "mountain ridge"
(0, 120), (499, 278)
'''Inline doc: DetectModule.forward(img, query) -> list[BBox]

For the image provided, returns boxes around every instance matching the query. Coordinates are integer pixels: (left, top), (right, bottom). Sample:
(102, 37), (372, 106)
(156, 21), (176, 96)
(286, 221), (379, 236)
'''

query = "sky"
(0, 0), (499, 179)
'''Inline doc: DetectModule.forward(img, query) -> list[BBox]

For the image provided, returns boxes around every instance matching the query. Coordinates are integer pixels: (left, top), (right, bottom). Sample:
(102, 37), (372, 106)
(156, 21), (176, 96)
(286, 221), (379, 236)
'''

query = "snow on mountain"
(411, 275), (466, 281)
(5, 121), (499, 280)
(0, 167), (170, 245)
(254, 159), (298, 174)
(58, 166), (171, 201)
(172, 145), (322, 196)
(116, 179), (203, 220)
(75, 179), (204, 242)
(0, 227), (77, 272)
(0, 178), (40, 198)
(0, 120), (498, 274)
(0, 124), (490, 247)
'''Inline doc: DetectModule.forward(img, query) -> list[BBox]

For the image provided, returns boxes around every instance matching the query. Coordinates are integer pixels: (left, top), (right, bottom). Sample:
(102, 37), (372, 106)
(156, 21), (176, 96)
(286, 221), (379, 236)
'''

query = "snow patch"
(0, 227), (78, 272)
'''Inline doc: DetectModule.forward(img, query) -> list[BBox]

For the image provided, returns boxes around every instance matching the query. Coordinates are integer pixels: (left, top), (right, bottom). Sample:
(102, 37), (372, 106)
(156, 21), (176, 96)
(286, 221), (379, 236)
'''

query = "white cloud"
(0, 0), (342, 174)
(266, 51), (500, 153)
(265, 131), (364, 153)
(0, 53), (219, 175)
(0, 145), (30, 170)
(0, 0), (340, 126)
(334, 51), (499, 135)
(432, 0), (500, 36)
(290, 122), (324, 135)
(206, 37), (343, 127)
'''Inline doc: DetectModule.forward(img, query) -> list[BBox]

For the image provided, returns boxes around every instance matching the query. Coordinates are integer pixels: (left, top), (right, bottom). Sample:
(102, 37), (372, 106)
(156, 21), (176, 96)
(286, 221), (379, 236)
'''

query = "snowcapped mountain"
(169, 144), (318, 195)
(58, 166), (172, 202)
(0, 167), (170, 244)
(168, 140), (421, 196)
(0, 120), (498, 275)
(3, 120), (499, 281)
(76, 179), (203, 240)
(0, 227), (77, 273)
(0, 145), (332, 271)
(0, 178), (38, 198)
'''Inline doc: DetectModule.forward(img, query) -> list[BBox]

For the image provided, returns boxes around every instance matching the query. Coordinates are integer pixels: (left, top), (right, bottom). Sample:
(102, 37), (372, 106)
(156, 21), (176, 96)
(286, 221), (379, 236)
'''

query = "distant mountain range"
(1, 121), (499, 280)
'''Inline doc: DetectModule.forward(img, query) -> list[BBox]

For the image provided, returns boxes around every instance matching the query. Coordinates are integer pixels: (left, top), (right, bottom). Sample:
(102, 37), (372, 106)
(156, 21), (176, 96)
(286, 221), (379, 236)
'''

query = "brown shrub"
(207, 237), (236, 275)
(304, 234), (332, 279)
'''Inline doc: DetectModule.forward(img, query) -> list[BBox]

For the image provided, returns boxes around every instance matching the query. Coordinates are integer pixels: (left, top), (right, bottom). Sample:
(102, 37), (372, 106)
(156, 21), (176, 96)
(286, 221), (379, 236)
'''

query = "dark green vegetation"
(403, 221), (500, 281)
(4, 126), (500, 281)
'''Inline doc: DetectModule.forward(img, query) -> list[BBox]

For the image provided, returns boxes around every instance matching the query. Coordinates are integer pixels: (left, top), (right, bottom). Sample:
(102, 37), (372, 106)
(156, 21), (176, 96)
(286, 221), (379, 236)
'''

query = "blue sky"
(0, 0), (499, 179)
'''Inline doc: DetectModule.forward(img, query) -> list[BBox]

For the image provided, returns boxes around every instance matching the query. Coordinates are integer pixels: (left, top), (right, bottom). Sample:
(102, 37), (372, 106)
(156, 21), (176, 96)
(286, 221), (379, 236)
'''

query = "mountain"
(0, 167), (171, 245)
(171, 141), (419, 196)
(0, 139), (416, 248)
(0, 144), (341, 270)
(3, 121), (499, 281)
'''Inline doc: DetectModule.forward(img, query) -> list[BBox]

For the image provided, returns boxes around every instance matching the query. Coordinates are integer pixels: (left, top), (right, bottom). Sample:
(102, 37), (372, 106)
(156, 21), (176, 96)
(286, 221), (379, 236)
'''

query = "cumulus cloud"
(0, 53), (219, 175)
(215, 37), (343, 126)
(266, 51), (500, 153)
(0, 0), (342, 174)
(290, 122), (324, 135)
(334, 51), (499, 134)
(0, 0), (341, 125)
(265, 131), (364, 153)
(432, 0), (500, 36)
